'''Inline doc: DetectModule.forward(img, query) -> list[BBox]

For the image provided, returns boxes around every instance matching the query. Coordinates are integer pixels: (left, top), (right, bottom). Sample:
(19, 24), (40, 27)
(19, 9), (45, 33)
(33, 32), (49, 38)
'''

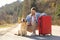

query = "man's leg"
(27, 22), (37, 35)
(31, 22), (37, 35)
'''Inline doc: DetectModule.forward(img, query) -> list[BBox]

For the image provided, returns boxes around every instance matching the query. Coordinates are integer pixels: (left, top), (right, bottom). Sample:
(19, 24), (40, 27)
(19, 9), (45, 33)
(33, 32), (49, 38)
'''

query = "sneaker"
(31, 33), (36, 36)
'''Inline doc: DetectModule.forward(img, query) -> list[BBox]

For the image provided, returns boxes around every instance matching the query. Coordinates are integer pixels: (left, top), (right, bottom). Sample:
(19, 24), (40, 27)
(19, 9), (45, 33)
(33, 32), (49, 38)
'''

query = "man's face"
(31, 9), (36, 15)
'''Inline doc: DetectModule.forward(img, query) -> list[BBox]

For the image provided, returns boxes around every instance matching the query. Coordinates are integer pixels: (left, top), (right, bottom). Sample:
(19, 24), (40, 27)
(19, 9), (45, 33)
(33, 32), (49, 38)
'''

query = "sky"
(0, 0), (24, 7)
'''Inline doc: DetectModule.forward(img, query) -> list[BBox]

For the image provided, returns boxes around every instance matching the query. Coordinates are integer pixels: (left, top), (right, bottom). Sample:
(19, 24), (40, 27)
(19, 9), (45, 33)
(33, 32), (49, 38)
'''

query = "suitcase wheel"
(43, 34), (46, 36)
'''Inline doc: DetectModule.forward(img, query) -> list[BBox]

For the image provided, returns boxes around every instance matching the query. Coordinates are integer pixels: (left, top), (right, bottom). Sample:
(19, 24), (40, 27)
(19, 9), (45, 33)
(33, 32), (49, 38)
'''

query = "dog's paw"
(18, 34), (21, 36)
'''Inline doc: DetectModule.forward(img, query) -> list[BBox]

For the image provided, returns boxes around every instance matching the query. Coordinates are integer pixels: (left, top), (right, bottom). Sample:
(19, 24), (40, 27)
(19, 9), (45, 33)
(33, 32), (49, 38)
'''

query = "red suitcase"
(38, 16), (52, 36)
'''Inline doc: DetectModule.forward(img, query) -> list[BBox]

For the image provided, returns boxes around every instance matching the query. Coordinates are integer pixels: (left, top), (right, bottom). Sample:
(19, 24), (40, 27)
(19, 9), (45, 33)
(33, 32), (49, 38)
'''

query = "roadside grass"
(0, 24), (16, 28)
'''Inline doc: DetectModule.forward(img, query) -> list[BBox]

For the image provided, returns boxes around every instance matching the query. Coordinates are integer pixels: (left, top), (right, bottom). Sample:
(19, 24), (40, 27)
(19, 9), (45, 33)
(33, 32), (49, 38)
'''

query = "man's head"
(31, 7), (36, 15)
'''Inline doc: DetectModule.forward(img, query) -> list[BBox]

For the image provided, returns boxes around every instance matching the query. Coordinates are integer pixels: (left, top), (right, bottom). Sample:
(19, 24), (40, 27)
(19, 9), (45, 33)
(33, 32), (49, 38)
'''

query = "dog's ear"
(21, 18), (24, 22)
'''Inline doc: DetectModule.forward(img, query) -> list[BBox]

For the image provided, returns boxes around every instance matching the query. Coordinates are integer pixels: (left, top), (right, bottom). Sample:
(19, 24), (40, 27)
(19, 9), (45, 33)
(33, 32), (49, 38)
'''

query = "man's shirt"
(26, 12), (47, 24)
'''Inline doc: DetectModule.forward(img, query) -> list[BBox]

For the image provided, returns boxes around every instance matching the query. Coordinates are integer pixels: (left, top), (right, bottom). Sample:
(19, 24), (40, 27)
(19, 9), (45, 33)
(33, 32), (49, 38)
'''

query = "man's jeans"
(27, 21), (37, 34)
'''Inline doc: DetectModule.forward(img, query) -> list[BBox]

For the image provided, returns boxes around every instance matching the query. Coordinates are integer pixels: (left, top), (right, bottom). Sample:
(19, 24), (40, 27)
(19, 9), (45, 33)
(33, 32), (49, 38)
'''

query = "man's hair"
(31, 7), (36, 11)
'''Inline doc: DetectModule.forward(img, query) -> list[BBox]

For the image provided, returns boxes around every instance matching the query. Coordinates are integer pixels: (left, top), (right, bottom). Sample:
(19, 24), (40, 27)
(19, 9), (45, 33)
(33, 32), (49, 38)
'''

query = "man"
(26, 7), (47, 36)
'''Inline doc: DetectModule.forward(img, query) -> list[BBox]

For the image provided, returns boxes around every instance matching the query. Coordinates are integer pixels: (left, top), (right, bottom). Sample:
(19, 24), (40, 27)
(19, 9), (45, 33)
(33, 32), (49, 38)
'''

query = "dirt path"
(0, 24), (60, 40)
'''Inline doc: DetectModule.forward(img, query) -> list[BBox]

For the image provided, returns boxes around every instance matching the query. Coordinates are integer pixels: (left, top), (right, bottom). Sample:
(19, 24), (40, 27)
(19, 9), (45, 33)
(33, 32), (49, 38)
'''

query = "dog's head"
(21, 18), (27, 23)
(21, 18), (27, 28)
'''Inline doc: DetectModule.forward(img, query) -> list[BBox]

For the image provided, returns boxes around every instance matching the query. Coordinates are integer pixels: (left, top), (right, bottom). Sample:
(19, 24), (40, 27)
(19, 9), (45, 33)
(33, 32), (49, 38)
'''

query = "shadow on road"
(24, 35), (60, 40)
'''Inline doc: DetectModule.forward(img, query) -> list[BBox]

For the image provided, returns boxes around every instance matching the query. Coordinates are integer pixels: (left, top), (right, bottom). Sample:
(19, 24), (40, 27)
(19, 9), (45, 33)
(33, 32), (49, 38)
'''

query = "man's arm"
(26, 15), (31, 25)
(40, 13), (47, 17)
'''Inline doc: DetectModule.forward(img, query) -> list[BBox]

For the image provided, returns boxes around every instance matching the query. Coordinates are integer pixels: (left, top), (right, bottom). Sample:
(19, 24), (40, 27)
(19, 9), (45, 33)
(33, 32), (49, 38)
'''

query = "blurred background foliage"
(0, 0), (60, 25)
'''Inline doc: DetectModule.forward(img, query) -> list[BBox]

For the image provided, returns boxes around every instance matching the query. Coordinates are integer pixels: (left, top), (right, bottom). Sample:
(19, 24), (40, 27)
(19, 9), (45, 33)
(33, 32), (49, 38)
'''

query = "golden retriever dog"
(18, 18), (27, 36)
